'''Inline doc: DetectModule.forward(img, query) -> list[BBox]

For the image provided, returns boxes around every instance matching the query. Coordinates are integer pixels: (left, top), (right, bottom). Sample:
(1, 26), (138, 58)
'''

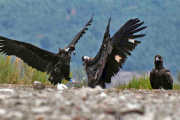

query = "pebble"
(32, 106), (52, 113)
(33, 81), (45, 90)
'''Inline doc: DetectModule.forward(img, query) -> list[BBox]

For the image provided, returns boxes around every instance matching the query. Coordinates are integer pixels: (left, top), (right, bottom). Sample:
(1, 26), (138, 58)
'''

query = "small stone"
(0, 108), (6, 115)
(96, 113), (114, 120)
(33, 81), (45, 90)
(35, 99), (48, 107)
(5, 111), (24, 119)
(60, 115), (72, 120)
(0, 88), (14, 93)
(119, 95), (126, 101)
(120, 103), (144, 115)
(100, 92), (107, 98)
(32, 106), (52, 113)
(47, 88), (54, 92)
(34, 115), (45, 120)
(73, 116), (90, 120)
(104, 109), (116, 114)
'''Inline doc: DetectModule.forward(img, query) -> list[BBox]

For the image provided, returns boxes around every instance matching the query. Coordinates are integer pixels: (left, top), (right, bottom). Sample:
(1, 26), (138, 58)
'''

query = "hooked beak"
(73, 50), (75, 55)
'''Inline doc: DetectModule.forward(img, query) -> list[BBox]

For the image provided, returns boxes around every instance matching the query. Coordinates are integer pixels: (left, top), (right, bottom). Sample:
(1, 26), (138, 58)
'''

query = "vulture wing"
(86, 18), (147, 84)
(86, 17), (112, 84)
(0, 36), (57, 72)
(68, 14), (93, 46)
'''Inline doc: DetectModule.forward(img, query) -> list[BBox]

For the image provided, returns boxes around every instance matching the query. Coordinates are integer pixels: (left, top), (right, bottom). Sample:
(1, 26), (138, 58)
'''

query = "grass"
(0, 54), (70, 85)
(116, 74), (180, 90)
(116, 75), (152, 90)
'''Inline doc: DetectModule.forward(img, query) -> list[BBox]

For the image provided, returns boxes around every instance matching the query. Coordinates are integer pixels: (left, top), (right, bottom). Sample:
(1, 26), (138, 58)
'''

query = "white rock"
(0, 89), (14, 93)
(0, 108), (6, 115)
(34, 81), (42, 85)
(100, 92), (107, 98)
(35, 99), (48, 107)
(32, 106), (52, 113)
(57, 83), (67, 90)
(119, 95), (126, 101)
(6, 111), (24, 119)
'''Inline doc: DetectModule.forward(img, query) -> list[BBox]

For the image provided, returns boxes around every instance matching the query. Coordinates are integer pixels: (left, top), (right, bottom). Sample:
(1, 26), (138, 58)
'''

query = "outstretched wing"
(86, 17), (112, 83)
(68, 14), (93, 46)
(0, 36), (57, 72)
(86, 18), (147, 84)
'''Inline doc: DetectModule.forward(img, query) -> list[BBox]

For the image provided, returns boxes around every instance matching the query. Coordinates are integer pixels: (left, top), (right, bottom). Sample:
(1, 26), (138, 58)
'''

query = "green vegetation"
(0, 54), (69, 85)
(0, 1), (179, 76)
(116, 75), (152, 90)
(116, 74), (180, 90)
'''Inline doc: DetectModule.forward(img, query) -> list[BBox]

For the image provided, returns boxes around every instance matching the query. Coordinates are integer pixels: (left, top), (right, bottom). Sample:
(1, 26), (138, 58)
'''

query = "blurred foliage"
(116, 74), (152, 90)
(0, 0), (179, 77)
(116, 74), (180, 90)
(0, 53), (77, 85)
(0, 54), (50, 85)
(173, 82), (180, 90)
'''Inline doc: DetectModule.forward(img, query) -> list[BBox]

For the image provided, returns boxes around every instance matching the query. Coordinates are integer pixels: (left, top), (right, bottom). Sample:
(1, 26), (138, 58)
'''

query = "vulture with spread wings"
(0, 14), (93, 85)
(82, 17), (147, 88)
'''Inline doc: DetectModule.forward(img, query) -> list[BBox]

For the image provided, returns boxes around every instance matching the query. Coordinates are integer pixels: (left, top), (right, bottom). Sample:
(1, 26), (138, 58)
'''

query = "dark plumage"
(82, 17), (147, 89)
(150, 55), (173, 89)
(0, 14), (93, 85)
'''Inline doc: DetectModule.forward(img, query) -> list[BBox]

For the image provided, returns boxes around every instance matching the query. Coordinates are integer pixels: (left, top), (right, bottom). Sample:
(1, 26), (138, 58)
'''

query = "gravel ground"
(0, 84), (180, 120)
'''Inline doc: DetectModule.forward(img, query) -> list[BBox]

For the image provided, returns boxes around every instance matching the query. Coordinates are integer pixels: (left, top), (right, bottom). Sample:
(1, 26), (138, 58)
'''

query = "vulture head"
(82, 56), (89, 66)
(154, 55), (163, 65)
(68, 45), (76, 55)
(59, 45), (76, 55)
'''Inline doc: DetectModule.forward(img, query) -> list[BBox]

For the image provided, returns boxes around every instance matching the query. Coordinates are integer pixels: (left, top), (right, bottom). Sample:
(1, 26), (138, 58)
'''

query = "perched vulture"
(0, 14), (93, 85)
(82, 17), (147, 89)
(150, 55), (173, 89)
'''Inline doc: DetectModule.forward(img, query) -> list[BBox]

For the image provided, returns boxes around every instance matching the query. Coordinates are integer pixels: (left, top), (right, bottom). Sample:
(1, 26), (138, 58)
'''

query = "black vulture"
(0, 14), (93, 85)
(150, 55), (173, 89)
(82, 17), (147, 89)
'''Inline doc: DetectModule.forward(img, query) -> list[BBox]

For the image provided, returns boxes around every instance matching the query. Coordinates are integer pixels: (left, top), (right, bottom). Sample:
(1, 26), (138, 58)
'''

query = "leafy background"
(0, 0), (179, 80)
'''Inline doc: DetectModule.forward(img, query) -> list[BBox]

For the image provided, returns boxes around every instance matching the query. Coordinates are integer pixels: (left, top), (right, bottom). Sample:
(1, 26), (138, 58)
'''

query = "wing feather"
(68, 14), (93, 46)
(0, 36), (56, 72)
(86, 18), (147, 84)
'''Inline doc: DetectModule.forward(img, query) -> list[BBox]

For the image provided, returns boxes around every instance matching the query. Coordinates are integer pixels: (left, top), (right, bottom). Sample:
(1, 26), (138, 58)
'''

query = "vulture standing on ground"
(150, 55), (173, 89)
(82, 17), (147, 89)
(0, 14), (93, 85)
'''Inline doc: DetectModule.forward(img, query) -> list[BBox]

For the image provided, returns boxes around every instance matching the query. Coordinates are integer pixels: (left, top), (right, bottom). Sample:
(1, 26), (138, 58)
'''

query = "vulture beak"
(73, 50), (75, 55)
(155, 57), (160, 62)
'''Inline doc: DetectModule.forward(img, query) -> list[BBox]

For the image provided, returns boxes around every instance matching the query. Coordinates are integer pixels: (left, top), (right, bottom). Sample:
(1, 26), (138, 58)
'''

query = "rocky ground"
(0, 84), (180, 120)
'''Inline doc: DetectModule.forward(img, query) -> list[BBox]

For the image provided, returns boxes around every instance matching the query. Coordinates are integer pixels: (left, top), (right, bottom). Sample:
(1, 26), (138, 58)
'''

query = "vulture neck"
(155, 62), (164, 70)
